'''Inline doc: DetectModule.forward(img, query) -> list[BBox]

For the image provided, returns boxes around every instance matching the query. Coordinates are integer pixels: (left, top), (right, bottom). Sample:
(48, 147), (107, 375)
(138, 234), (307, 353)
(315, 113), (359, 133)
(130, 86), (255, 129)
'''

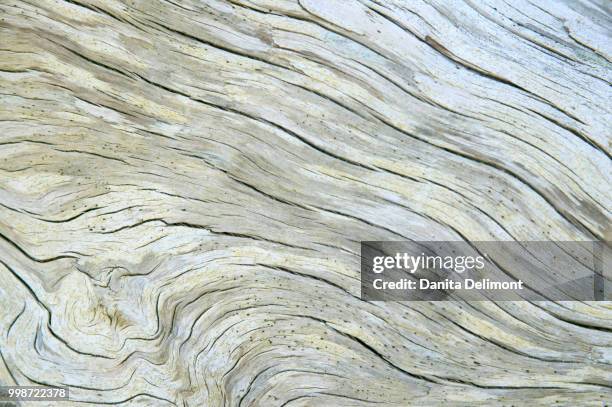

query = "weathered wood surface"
(0, 0), (611, 405)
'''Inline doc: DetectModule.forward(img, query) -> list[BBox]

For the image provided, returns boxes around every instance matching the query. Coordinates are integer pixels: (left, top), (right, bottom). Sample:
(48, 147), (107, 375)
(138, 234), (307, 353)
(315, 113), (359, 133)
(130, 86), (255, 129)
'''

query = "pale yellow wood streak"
(0, 0), (610, 406)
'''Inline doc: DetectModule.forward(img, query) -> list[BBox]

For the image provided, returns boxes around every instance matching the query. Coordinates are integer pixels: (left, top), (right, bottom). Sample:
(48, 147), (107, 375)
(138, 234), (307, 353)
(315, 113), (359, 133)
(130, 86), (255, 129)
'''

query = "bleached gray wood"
(0, 0), (610, 406)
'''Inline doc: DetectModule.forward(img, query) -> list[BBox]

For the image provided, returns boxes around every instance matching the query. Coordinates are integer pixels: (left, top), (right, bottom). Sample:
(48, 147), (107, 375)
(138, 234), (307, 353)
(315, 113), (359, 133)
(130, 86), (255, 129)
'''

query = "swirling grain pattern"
(0, 0), (610, 405)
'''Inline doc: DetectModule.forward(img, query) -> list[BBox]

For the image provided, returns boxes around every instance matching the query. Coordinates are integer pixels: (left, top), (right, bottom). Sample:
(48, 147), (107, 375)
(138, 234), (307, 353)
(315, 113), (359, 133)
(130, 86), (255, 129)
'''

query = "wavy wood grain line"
(0, 0), (610, 406)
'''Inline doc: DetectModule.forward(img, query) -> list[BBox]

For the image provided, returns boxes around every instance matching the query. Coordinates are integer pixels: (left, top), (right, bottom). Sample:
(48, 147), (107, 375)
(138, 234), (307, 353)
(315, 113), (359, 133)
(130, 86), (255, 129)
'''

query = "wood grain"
(0, 0), (610, 405)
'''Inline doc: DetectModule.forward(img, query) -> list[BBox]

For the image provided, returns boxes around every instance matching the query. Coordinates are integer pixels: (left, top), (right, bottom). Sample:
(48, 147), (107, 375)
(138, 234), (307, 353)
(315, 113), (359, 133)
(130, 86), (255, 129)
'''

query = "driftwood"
(0, 0), (610, 405)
